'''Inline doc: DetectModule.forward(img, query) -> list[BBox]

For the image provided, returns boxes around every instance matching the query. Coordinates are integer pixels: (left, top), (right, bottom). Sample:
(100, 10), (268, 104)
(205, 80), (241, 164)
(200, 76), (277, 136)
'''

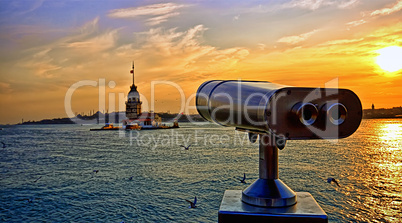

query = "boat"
(140, 123), (179, 130)
(90, 123), (122, 131)
(125, 123), (142, 130)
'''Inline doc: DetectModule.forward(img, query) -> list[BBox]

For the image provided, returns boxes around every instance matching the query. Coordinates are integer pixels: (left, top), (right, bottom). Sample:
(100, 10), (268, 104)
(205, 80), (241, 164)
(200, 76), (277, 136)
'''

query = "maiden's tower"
(125, 63), (142, 119)
(123, 63), (176, 129)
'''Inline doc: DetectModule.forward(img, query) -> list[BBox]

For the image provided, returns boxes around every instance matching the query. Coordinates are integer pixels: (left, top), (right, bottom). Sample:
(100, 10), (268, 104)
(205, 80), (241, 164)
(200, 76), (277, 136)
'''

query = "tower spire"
(132, 61), (135, 86)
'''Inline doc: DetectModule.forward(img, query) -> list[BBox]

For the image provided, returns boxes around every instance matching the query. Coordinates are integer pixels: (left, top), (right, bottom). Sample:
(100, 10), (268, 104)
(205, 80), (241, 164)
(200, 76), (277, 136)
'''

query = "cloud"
(146, 12), (180, 26)
(283, 0), (331, 10)
(346, 19), (367, 28)
(8, 0), (45, 15)
(66, 29), (118, 52)
(25, 60), (62, 78)
(281, 0), (360, 10)
(78, 17), (100, 34)
(16, 17), (120, 79)
(0, 82), (12, 94)
(337, 0), (360, 9)
(369, 0), (402, 16)
(118, 24), (249, 82)
(109, 3), (185, 17)
(16, 19), (250, 87)
(319, 38), (364, 46)
(108, 3), (188, 25)
(277, 30), (318, 44)
(257, 43), (267, 50)
(239, 0), (358, 14)
(346, 1), (402, 28)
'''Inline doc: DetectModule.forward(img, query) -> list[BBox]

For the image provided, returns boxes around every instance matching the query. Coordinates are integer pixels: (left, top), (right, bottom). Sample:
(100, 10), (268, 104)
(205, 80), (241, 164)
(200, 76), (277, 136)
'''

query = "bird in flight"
(180, 145), (191, 150)
(327, 177), (340, 187)
(240, 173), (247, 184)
(18, 198), (41, 203)
(33, 176), (42, 183)
(185, 196), (197, 208)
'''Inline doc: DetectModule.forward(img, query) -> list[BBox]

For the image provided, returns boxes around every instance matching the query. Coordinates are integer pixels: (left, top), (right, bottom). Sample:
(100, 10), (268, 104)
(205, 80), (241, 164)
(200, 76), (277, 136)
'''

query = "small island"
(363, 104), (402, 119)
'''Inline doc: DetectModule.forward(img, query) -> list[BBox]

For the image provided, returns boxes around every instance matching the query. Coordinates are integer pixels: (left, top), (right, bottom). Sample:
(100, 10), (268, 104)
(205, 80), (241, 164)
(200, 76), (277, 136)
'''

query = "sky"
(0, 0), (401, 124)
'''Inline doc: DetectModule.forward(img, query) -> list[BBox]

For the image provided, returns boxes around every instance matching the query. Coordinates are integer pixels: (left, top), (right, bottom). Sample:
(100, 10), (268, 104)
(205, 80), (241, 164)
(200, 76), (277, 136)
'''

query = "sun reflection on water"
(378, 122), (402, 142)
(351, 120), (402, 222)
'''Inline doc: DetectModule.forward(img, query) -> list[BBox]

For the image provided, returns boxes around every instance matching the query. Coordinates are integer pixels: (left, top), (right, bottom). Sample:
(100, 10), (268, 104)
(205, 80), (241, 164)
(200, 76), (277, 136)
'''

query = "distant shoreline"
(11, 115), (402, 126)
(16, 112), (205, 125)
(362, 116), (402, 120)
(3, 107), (402, 126)
(363, 107), (402, 119)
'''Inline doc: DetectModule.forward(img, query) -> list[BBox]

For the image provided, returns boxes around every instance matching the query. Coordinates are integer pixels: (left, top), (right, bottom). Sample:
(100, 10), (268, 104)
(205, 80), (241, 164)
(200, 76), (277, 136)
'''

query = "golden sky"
(0, 0), (402, 124)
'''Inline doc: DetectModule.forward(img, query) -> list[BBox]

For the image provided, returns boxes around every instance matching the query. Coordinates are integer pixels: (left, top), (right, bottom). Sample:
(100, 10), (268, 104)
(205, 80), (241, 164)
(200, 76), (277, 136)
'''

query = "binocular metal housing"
(196, 80), (362, 211)
(196, 80), (362, 140)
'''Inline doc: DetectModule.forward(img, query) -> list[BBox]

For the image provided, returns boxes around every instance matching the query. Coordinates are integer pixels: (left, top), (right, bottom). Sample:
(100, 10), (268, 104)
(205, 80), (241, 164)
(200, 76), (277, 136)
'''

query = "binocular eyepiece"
(291, 102), (348, 126)
(196, 80), (362, 140)
(291, 102), (318, 126)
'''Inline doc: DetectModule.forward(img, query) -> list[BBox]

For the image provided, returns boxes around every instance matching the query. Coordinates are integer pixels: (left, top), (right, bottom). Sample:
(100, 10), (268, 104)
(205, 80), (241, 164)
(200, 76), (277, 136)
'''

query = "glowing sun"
(376, 46), (402, 72)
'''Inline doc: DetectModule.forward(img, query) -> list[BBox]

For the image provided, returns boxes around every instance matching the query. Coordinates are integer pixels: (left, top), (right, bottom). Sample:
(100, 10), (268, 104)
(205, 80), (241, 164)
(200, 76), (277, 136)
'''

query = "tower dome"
(128, 84), (140, 101)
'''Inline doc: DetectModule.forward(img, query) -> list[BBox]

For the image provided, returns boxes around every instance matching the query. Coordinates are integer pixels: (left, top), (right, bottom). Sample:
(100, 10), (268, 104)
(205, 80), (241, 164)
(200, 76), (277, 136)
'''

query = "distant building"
(125, 62), (142, 119)
(126, 84), (142, 119)
(123, 62), (163, 128)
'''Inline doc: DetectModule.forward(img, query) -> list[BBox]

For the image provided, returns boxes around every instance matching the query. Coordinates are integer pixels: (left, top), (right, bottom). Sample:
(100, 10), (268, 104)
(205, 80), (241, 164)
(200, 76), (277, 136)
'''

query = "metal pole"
(132, 61), (135, 85)
(241, 134), (297, 207)
(259, 134), (279, 180)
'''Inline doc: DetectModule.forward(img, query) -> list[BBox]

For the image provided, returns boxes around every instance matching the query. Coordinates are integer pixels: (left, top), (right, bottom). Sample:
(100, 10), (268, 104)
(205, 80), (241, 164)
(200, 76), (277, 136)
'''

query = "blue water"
(0, 119), (401, 222)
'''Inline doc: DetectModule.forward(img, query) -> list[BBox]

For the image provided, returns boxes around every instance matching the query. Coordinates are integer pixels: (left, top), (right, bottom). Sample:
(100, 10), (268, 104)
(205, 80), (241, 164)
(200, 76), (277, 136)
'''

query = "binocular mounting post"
(241, 134), (297, 207)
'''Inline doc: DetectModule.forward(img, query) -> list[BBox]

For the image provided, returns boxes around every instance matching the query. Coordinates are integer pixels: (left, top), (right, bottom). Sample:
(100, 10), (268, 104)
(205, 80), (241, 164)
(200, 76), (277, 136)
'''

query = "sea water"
(0, 119), (401, 222)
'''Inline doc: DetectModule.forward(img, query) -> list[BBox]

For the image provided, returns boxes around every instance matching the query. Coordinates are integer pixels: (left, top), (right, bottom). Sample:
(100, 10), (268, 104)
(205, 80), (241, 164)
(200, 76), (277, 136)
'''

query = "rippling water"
(0, 119), (401, 222)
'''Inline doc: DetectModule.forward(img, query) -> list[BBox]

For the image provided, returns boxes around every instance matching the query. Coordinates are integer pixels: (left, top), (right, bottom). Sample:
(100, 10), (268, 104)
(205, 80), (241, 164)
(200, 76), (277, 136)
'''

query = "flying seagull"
(240, 173), (247, 184)
(18, 198), (41, 203)
(180, 145), (191, 150)
(185, 196), (197, 208)
(327, 177), (340, 187)
(33, 176), (42, 183)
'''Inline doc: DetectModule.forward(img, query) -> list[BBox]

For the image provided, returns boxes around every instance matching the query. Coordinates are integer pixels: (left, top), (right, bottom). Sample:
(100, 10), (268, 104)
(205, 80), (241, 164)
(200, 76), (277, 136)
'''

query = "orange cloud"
(277, 30), (318, 45)
(108, 3), (188, 25)
(370, 0), (402, 16)
(347, 0), (402, 28)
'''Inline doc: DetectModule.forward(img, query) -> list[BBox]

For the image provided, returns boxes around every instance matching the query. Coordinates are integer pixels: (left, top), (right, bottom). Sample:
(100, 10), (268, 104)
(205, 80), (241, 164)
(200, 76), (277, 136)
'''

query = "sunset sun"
(376, 46), (402, 72)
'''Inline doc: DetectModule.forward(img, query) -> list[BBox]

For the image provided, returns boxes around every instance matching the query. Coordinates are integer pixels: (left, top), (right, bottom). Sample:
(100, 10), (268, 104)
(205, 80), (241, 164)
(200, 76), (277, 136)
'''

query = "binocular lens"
(292, 103), (318, 126)
(327, 103), (347, 125)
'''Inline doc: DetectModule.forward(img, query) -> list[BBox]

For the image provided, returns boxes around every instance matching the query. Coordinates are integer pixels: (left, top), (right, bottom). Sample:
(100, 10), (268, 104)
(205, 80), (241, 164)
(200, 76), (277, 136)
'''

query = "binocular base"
(218, 190), (328, 223)
(242, 178), (297, 207)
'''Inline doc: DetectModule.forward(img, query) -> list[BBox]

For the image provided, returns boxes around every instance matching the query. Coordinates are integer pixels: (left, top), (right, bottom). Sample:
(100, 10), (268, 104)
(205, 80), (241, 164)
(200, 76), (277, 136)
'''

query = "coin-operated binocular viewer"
(196, 80), (362, 223)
